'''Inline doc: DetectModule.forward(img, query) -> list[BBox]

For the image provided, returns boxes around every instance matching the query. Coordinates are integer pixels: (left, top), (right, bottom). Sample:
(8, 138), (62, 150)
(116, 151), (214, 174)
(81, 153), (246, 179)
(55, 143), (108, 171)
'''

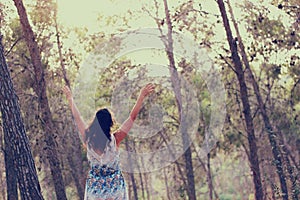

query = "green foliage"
(29, 0), (56, 28)
(1, 0), (299, 199)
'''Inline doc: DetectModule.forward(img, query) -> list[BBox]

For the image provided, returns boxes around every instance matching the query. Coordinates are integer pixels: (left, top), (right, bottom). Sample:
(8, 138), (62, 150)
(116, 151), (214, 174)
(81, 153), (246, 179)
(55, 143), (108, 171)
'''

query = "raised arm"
(115, 83), (155, 146)
(63, 86), (87, 144)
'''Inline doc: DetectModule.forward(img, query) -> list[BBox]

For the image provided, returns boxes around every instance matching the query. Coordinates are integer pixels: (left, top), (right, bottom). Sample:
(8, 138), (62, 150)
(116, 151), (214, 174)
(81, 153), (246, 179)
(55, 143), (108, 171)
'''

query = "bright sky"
(56, 0), (150, 31)
(55, 0), (222, 68)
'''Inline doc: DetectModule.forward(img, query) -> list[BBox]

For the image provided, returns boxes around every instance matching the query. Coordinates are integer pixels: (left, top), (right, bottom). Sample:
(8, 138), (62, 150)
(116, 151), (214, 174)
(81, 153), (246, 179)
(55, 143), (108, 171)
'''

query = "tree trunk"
(0, 35), (44, 200)
(278, 131), (299, 200)
(195, 144), (219, 199)
(163, 168), (172, 200)
(144, 173), (150, 200)
(135, 142), (145, 200)
(216, 0), (264, 199)
(12, 0), (67, 199)
(1, 119), (18, 200)
(125, 139), (138, 200)
(4, 136), (18, 200)
(207, 153), (213, 200)
(55, 9), (85, 198)
(162, 0), (196, 199)
(138, 169), (145, 200)
(66, 155), (85, 200)
(226, 1), (289, 199)
(0, 142), (7, 200)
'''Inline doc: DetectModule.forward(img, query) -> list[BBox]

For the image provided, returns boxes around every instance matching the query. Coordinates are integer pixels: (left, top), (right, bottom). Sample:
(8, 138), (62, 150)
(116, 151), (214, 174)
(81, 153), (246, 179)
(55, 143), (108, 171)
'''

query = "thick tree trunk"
(12, 0), (67, 199)
(0, 145), (7, 200)
(216, 0), (264, 199)
(0, 36), (44, 200)
(162, 0), (196, 199)
(67, 155), (85, 200)
(226, 1), (289, 199)
(4, 136), (18, 200)
(1, 120), (18, 200)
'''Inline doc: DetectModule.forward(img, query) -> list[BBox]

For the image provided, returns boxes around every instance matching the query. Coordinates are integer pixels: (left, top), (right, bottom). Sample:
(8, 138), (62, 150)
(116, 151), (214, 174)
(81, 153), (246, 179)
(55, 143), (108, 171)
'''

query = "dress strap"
(111, 134), (117, 150)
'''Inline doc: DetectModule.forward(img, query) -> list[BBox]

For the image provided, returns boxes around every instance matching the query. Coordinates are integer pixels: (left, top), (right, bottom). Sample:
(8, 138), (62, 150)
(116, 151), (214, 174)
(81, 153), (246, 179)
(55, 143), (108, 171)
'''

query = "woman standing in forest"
(63, 83), (155, 200)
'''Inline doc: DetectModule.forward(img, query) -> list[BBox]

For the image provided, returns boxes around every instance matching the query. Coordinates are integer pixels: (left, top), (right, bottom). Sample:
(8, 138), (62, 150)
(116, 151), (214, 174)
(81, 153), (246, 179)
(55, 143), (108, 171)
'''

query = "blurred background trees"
(0, 0), (299, 199)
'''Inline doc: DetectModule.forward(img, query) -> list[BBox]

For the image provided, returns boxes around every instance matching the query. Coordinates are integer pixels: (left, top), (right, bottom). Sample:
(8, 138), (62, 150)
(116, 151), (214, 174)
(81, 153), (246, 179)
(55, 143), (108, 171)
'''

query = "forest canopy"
(0, 0), (299, 199)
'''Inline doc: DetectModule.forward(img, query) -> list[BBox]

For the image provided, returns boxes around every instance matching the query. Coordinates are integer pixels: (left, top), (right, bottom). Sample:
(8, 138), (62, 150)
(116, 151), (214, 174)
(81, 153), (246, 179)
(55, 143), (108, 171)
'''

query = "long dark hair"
(85, 108), (114, 153)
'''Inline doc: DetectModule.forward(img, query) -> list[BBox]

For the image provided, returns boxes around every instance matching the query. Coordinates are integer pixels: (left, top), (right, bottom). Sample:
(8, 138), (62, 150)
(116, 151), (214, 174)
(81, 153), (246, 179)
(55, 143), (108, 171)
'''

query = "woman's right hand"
(62, 86), (73, 102)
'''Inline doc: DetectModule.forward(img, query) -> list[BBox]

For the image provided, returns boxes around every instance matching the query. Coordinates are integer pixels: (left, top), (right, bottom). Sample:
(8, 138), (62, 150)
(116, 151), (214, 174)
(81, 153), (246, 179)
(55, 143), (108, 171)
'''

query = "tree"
(12, 0), (67, 199)
(226, 1), (289, 199)
(216, 0), (264, 199)
(0, 35), (44, 200)
(161, 1), (196, 199)
(53, 2), (85, 198)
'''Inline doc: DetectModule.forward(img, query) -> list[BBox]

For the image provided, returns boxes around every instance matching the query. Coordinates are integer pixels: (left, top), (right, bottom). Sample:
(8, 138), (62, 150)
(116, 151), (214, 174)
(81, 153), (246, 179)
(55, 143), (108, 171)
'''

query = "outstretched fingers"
(142, 83), (155, 97)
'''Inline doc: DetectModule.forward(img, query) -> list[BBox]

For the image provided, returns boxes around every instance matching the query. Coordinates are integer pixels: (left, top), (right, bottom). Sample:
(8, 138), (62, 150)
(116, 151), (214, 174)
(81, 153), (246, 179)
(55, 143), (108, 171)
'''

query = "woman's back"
(85, 134), (128, 200)
(87, 134), (119, 169)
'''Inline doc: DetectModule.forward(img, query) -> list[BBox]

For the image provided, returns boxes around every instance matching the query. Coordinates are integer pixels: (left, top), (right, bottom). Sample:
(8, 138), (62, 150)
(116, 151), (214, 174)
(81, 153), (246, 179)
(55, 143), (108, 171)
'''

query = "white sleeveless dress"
(84, 134), (128, 200)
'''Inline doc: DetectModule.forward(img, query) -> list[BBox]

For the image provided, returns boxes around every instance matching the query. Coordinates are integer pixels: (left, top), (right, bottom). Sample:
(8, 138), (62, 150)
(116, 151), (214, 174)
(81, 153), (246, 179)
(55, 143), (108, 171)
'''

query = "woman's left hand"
(62, 86), (73, 102)
(140, 83), (155, 98)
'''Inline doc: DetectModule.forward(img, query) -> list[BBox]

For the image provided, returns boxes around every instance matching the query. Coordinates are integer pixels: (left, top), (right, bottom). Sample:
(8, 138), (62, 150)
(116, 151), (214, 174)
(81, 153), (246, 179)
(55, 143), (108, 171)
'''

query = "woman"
(63, 83), (155, 200)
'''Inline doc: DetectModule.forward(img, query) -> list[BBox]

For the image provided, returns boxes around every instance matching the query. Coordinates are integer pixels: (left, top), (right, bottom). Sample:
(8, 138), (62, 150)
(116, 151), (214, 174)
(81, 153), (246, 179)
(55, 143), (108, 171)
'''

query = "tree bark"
(163, 167), (172, 200)
(12, 0), (67, 199)
(138, 169), (145, 200)
(278, 131), (299, 200)
(1, 118), (18, 200)
(216, 0), (264, 199)
(4, 136), (18, 200)
(162, 0), (196, 199)
(195, 145), (219, 199)
(226, 1), (289, 199)
(125, 139), (138, 200)
(207, 153), (213, 200)
(0, 35), (44, 200)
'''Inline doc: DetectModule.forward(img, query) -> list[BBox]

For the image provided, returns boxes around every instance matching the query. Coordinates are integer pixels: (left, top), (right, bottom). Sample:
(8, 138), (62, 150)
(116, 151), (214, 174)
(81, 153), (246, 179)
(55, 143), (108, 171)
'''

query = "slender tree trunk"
(195, 145), (219, 199)
(12, 1), (67, 199)
(163, 168), (172, 200)
(54, 6), (85, 199)
(125, 139), (138, 200)
(143, 173), (149, 200)
(217, 0), (264, 199)
(138, 169), (145, 200)
(54, 4), (70, 88)
(0, 35), (44, 200)
(162, 0), (196, 199)
(160, 131), (187, 186)
(226, 1), (289, 199)
(207, 153), (213, 200)
(278, 131), (299, 200)
(134, 142), (145, 200)
(140, 154), (150, 200)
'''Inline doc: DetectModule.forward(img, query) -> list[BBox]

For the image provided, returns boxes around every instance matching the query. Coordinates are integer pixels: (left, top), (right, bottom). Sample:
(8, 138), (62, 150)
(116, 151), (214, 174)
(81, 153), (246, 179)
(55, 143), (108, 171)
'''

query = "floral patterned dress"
(84, 133), (128, 200)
